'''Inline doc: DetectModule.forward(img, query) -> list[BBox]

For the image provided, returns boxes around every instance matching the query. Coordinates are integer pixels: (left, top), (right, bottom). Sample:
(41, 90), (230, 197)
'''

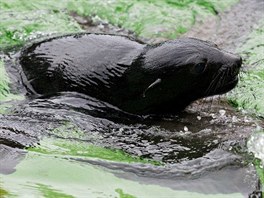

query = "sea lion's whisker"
(213, 71), (227, 93)
(213, 74), (224, 92)
(206, 69), (226, 95)
(219, 69), (229, 89)
(205, 71), (223, 95)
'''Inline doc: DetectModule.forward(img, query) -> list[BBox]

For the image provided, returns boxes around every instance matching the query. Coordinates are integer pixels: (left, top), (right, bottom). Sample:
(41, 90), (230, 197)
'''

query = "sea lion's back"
(20, 33), (144, 96)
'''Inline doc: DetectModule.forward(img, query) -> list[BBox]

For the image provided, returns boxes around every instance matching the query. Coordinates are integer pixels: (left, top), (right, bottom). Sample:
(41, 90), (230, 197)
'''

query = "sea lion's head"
(122, 38), (242, 114)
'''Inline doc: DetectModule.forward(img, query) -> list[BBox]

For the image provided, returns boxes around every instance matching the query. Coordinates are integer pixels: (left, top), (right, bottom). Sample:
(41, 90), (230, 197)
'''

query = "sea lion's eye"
(194, 63), (207, 74)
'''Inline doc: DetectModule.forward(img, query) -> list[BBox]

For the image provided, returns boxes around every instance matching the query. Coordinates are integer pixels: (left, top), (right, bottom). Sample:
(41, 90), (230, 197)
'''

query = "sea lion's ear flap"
(117, 60), (131, 67)
(143, 78), (162, 98)
(117, 57), (134, 66)
(117, 50), (142, 66)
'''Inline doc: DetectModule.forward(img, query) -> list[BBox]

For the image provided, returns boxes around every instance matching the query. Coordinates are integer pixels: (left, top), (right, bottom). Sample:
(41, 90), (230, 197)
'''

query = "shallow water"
(0, 0), (264, 197)
(0, 57), (262, 196)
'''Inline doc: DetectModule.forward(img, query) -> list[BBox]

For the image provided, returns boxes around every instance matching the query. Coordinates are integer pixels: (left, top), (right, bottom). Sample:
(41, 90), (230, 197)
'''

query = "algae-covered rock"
(230, 20), (264, 116)
(0, 9), (81, 50)
(0, 60), (10, 101)
(67, 0), (239, 39)
(0, 0), (239, 50)
(0, 60), (23, 102)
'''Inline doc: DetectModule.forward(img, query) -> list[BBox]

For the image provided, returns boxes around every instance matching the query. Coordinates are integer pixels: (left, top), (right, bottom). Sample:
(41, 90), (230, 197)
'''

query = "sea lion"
(19, 33), (242, 115)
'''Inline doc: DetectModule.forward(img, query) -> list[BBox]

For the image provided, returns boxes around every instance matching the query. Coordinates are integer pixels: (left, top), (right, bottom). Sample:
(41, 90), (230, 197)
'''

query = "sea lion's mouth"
(205, 70), (239, 96)
(220, 76), (239, 93)
(212, 76), (239, 95)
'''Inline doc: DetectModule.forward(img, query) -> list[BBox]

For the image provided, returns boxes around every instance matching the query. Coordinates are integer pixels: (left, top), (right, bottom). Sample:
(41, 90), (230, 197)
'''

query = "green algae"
(26, 122), (163, 165)
(115, 188), (137, 198)
(28, 137), (162, 166)
(0, 60), (10, 100)
(229, 20), (264, 116)
(229, 71), (264, 115)
(0, 152), (245, 198)
(0, 0), (240, 53)
(49, 121), (87, 140)
(68, 0), (238, 39)
(0, 186), (10, 198)
(254, 154), (264, 192)
(233, 20), (264, 186)
(0, 0), (238, 51)
(254, 159), (264, 188)
(0, 60), (23, 102)
(247, 130), (264, 187)
(37, 184), (75, 198)
(0, 9), (82, 51)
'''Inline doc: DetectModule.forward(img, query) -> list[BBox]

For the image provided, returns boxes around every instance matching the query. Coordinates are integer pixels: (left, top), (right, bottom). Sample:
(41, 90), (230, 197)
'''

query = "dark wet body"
(20, 33), (242, 115)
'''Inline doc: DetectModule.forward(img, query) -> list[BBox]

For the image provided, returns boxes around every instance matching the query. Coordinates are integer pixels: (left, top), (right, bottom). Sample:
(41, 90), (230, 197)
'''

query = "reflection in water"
(0, 144), (26, 174)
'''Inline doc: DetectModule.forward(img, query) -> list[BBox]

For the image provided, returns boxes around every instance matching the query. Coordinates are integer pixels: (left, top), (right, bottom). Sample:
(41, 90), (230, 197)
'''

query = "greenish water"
(28, 137), (162, 166)
(248, 131), (264, 184)
(0, 0), (263, 197)
(28, 122), (162, 165)
(0, 151), (245, 198)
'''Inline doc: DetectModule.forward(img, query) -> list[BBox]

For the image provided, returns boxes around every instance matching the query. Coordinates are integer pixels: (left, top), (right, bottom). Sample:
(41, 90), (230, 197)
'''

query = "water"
(0, 0), (264, 197)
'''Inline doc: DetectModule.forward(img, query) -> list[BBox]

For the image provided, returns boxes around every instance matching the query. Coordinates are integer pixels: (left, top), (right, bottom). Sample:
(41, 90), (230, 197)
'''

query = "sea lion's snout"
(232, 54), (242, 68)
(230, 55), (242, 77)
(229, 54), (243, 78)
(236, 56), (243, 67)
(208, 52), (242, 96)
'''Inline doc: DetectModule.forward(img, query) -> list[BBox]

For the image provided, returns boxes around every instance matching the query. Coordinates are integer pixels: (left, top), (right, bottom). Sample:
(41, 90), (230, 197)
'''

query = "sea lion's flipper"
(143, 78), (162, 98)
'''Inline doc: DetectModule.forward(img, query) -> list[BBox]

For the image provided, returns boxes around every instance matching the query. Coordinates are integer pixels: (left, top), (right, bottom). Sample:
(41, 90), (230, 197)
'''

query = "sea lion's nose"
(228, 53), (242, 69)
(231, 56), (242, 76)
(224, 51), (242, 69)
(235, 56), (242, 68)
